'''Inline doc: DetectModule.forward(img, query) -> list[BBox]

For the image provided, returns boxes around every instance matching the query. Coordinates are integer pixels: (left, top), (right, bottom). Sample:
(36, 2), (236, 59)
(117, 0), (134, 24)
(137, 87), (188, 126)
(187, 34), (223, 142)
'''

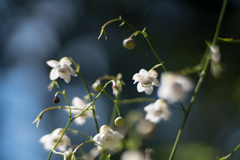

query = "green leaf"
(218, 37), (240, 43)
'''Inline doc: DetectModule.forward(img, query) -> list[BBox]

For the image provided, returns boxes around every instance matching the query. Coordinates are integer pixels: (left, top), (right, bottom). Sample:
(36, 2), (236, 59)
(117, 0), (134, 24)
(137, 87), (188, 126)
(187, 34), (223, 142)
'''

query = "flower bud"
(114, 117), (125, 127)
(123, 38), (136, 50)
(92, 80), (102, 92)
(53, 96), (60, 104)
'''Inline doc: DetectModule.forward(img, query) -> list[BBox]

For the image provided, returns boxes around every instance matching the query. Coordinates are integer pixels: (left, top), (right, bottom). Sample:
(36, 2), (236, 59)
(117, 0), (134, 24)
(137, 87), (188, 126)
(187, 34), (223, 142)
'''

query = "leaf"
(218, 37), (240, 43)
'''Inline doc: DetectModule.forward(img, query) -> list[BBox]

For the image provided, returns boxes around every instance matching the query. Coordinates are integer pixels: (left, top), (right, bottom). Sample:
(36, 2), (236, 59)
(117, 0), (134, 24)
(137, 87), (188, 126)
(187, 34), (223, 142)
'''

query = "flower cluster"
(132, 68), (193, 124)
(36, 11), (232, 160)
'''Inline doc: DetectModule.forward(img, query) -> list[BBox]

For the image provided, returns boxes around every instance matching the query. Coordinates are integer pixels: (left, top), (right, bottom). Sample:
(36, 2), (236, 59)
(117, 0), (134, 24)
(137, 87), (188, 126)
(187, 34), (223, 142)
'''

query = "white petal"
(49, 68), (59, 80)
(72, 97), (85, 107)
(149, 70), (158, 78)
(63, 74), (71, 83)
(67, 66), (77, 77)
(93, 134), (101, 142)
(145, 113), (161, 123)
(152, 78), (160, 87)
(57, 146), (67, 152)
(137, 83), (145, 92)
(60, 57), (72, 65)
(47, 60), (60, 68)
(112, 131), (124, 139)
(139, 69), (148, 76)
(132, 73), (140, 80)
(144, 87), (153, 95)
(144, 103), (154, 112)
(74, 117), (86, 125)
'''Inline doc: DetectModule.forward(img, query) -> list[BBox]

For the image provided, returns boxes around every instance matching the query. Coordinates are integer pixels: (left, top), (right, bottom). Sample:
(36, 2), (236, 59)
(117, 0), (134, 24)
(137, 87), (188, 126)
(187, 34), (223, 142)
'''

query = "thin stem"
(100, 18), (167, 72)
(130, 30), (167, 72)
(48, 92), (72, 160)
(103, 90), (121, 117)
(48, 120), (71, 160)
(109, 94), (120, 128)
(101, 18), (136, 32)
(59, 91), (72, 119)
(72, 81), (113, 122)
(77, 72), (99, 133)
(67, 128), (91, 139)
(145, 35), (167, 72)
(169, 0), (228, 159)
(219, 143), (240, 160)
(118, 97), (156, 104)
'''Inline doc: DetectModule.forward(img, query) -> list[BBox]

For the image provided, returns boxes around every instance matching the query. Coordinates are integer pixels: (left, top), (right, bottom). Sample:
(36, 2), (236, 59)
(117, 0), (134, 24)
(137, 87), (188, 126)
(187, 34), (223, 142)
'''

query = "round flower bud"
(114, 117), (125, 127)
(92, 80), (102, 92)
(53, 96), (60, 104)
(123, 38), (136, 50)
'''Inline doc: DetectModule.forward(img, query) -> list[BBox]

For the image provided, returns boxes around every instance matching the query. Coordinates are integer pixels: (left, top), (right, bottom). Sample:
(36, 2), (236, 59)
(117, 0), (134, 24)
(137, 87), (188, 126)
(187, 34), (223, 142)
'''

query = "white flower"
(47, 57), (77, 83)
(133, 69), (160, 95)
(93, 125), (123, 153)
(121, 150), (145, 160)
(144, 99), (171, 124)
(39, 128), (71, 152)
(65, 97), (94, 125)
(210, 45), (221, 63)
(157, 73), (193, 104)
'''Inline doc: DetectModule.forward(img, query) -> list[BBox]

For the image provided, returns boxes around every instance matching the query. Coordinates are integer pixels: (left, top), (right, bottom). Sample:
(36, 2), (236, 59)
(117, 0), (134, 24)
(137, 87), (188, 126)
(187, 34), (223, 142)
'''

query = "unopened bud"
(92, 80), (102, 92)
(123, 38), (136, 50)
(114, 117), (125, 127)
(53, 96), (60, 104)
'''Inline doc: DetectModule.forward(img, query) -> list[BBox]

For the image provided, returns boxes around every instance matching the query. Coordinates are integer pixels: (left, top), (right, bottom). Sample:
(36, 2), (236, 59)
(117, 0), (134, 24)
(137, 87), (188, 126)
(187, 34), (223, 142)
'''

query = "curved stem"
(219, 143), (240, 160)
(144, 35), (167, 72)
(109, 94), (120, 128)
(77, 72), (99, 133)
(100, 18), (167, 72)
(103, 90), (121, 117)
(169, 0), (228, 159)
(130, 30), (167, 72)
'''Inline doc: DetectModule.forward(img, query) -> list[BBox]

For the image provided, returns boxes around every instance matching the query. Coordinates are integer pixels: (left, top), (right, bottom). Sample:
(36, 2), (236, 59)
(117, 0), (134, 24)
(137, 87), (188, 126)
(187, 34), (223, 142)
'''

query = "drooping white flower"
(133, 69), (159, 95)
(144, 99), (171, 124)
(65, 97), (94, 125)
(47, 57), (77, 83)
(93, 125), (123, 153)
(121, 150), (145, 160)
(39, 128), (71, 152)
(157, 73), (193, 104)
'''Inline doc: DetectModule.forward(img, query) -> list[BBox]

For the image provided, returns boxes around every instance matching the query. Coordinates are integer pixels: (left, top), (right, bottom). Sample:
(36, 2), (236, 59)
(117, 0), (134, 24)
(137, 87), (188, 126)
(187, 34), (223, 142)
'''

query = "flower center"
(142, 82), (151, 87)
(58, 67), (68, 76)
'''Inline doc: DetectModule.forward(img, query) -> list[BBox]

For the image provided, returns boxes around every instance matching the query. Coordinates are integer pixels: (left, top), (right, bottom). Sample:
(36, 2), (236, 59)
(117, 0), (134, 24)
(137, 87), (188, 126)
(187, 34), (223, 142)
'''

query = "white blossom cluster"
(37, 54), (194, 160)
(133, 69), (193, 124)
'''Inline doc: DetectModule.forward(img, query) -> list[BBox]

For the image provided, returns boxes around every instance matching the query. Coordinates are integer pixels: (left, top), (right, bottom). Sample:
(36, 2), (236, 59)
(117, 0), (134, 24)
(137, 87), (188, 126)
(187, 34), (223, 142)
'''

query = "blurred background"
(0, 0), (240, 159)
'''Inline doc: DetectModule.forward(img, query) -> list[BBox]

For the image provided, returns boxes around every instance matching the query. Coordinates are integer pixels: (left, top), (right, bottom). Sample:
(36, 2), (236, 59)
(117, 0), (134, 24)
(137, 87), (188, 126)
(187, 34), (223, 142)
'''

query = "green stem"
(67, 128), (91, 139)
(48, 92), (72, 160)
(72, 81), (113, 122)
(77, 72), (99, 133)
(219, 144), (240, 160)
(169, 0), (228, 159)
(103, 90), (121, 117)
(100, 18), (167, 72)
(109, 95), (120, 128)
(145, 35), (167, 72)
(130, 30), (167, 72)
(118, 97), (156, 104)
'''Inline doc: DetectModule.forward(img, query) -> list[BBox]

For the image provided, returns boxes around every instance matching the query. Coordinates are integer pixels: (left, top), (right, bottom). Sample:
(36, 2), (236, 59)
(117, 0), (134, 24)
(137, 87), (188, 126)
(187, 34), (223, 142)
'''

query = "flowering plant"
(33, 0), (240, 159)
